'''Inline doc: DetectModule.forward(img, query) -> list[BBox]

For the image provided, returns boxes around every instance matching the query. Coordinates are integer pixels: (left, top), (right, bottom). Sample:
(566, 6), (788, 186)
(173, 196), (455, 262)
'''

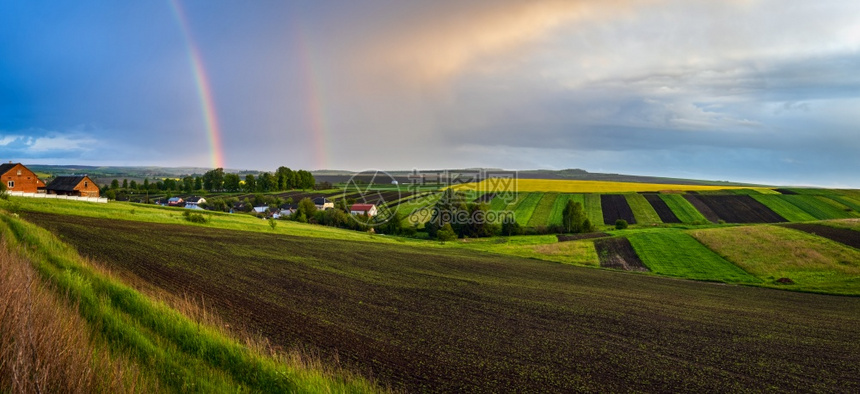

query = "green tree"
(296, 197), (317, 220)
(562, 200), (588, 233)
(275, 166), (293, 190)
(194, 176), (203, 191)
(110, 179), (120, 189)
(122, 179), (129, 189)
(202, 168), (225, 192)
(437, 223), (457, 243)
(615, 219), (628, 230)
(501, 219), (522, 236)
(182, 176), (195, 193)
(258, 172), (275, 192)
(129, 180), (138, 191)
(223, 173), (241, 192)
(243, 174), (256, 193)
(0, 181), (7, 200)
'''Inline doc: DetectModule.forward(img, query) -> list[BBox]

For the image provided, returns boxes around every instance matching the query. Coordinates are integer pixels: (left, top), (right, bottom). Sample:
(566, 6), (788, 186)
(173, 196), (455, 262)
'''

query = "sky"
(1, 0), (859, 186)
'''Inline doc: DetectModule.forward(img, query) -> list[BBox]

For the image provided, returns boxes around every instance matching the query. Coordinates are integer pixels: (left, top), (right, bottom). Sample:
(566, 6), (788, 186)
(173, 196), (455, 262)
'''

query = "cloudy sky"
(2, 1), (859, 186)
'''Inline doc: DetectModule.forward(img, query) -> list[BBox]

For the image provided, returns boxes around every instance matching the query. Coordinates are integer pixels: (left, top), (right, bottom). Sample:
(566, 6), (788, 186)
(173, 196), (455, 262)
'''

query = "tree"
(223, 173), (241, 192)
(194, 176), (203, 191)
(0, 181), (7, 200)
(275, 166), (293, 190)
(268, 218), (277, 231)
(615, 219), (628, 230)
(296, 197), (317, 221)
(182, 176), (195, 192)
(258, 172), (275, 192)
(143, 178), (150, 190)
(122, 179), (128, 189)
(110, 179), (120, 189)
(202, 168), (225, 192)
(562, 200), (589, 233)
(437, 223), (457, 243)
(501, 219), (522, 236)
(129, 180), (138, 191)
(243, 174), (256, 193)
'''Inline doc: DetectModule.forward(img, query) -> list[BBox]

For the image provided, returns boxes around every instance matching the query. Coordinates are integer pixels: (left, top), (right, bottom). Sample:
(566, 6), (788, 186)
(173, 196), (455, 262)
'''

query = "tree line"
(103, 167), (315, 196)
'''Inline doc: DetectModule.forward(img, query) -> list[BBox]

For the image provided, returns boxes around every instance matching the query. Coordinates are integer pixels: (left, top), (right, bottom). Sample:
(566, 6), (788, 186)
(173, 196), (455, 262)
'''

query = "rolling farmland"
(600, 195), (636, 225)
(624, 193), (662, 225)
(751, 195), (817, 222)
(660, 194), (709, 223)
(526, 193), (558, 227)
(642, 194), (681, 223)
(783, 195), (856, 220)
(25, 211), (860, 392)
(453, 179), (746, 193)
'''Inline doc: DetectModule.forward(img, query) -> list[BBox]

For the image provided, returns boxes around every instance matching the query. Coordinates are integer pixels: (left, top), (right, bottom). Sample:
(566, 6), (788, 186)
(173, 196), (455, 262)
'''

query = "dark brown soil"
(593, 237), (648, 271)
(783, 223), (860, 249)
(643, 194), (681, 223)
(23, 212), (860, 393)
(556, 232), (610, 242)
(683, 194), (719, 223)
(601, 195), (637, 225)
(685, 195), (786, 223)
(775, 189), (799, 195)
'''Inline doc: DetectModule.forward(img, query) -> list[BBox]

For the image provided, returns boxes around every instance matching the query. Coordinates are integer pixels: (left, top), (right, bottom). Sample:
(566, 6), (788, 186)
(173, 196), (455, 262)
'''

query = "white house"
(313, 197), (334, 210)
(185, 196), (207, 209)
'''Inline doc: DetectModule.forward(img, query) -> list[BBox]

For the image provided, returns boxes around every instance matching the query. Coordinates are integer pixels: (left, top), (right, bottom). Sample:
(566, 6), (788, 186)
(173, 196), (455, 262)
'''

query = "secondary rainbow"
(169, 0), (225, 169)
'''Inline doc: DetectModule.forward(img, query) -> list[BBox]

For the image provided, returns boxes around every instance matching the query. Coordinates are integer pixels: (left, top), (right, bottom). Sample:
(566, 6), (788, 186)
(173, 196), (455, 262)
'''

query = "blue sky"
(2, 1), (859, 186)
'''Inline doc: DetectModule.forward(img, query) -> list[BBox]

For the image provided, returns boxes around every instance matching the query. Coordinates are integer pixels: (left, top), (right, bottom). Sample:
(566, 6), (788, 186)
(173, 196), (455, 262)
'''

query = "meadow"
(21, 211), (860, 393)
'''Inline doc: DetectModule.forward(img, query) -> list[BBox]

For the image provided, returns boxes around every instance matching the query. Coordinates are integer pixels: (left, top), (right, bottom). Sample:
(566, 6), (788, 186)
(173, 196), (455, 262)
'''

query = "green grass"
(815, 196), (860, 217)
(783, 195), (857, 220)
(583, 194), (604, 228)
(458, 235), (599, 266)
(660, 194), (709, 224)
(0, 212), (380, 393)
(690, 225), (860, 295)
(751, 195), (817, 222)
(548, 194), (584, 226)
(624, 194), (662, 225)
(526, 193), (558, 227)
(511, 193), (543, 226)
(830, 196), (860, 213)
(627, 231), (759, 283)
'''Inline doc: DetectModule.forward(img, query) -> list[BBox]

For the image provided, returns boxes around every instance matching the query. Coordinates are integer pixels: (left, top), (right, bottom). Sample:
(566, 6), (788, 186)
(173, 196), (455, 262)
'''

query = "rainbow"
(168, 0), (225, 169)
(294, 25), (330, 170)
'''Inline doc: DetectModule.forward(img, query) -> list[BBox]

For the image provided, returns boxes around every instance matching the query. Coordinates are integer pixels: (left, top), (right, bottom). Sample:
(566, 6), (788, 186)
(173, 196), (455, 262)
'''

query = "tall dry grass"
(0, 239), (150, 393)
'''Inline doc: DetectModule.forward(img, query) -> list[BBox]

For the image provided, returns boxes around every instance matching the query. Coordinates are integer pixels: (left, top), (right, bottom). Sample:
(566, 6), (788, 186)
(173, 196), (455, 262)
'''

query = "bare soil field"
(556, 232), (610, 242)
(600, 194), (637, 225)
(643, 194), (681, 223)
(24, 212), (860, 393)
(783, 223), (860, 250)
(686, 195), (786, 223)
(593, 237), (648, 271)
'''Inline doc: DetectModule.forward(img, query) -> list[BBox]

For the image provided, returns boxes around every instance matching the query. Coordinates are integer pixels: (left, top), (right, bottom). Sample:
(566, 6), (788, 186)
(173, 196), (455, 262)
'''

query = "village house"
(45, 175), (100, 197)
(0, 162), (46, 193)
(185, 196), (206, 209)
(167, 197), (184, 207)
(313, 197), (334, 210)
(350, 203), (378, 217)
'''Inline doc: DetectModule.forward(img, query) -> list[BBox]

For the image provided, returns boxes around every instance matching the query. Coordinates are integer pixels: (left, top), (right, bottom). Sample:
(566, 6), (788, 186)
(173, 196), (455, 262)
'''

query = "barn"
(46, 175), (100, 197)
(0, 162), (46, 193)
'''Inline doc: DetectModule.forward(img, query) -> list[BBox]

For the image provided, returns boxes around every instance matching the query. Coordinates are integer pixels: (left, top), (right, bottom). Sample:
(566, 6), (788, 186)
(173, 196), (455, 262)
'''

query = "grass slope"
(26, 212), (860, 392)
(690, 225), (860, 295)
(0, 212), (379, 393)
(627, 231), (758, 283)
(624, 194), (662, 225)
(660, 194), (709, 224)
(783, 195), (857, 220)
(526, 193), (558, 227)
(548, 194), (583, 226)
(751, 195), (817, 222)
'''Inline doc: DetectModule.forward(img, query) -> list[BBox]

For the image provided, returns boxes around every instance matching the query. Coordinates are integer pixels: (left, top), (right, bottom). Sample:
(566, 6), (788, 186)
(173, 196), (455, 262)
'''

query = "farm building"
(167, 197), (184, 206)
(0, 162), (46, 193)
(185, 196), (206, 209)
(350, 203), (378, 217)
(313, 197), (334, 210)
(45, 175), (99, 197)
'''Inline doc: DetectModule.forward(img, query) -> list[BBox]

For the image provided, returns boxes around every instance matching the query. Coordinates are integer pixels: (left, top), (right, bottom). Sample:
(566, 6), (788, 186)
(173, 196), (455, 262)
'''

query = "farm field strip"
(690, 225), (860, 295)
(815, 196), (860, 217)
(682, 194), (719, 223)
(628, 232), (758, 283)
(660, 194), (709, 224)
(624, 194), (662, 225)
(783, 195), (855, 220)
(830, 196), (860, 213)
(593, 237), (647, 271)
(548, 194), (583, 226)
(685, 195), (786, 223)
(783, 223), (860, 250)
(526, 193), (559, 227)
(583, 194), (604, 227)
(600, 195), (636, 225)
(511, 193), (543, 226)
(642, 194), (681, 223)
(750, 195), (817, 222)
(452, 179), (747, 193)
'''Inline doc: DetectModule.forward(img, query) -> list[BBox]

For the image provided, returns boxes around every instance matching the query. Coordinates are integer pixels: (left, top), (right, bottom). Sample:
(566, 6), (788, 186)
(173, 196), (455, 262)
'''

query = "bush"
(183, 210), (207, 223)
(437, 223), (457, 243)
(615, 219), (628, 230)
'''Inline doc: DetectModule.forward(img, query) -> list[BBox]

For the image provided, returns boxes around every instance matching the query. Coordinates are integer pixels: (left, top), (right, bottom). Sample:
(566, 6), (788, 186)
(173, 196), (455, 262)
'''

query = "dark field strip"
(556, 232), (610, 242)
(683, 194), (718, 223)
(775, 188), (799, 195)
(643, 194), (681, 223)
(25, 212), (860, 393)
(593, 237), (647, 271)
(783, 224), (860, 250)
(600, 194), (636, 225)
(686, 195), (786, 223)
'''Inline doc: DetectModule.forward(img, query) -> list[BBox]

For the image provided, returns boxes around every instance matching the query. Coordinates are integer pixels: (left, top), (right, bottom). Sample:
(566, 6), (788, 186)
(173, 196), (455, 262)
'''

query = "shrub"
(615, 219), (628, 230)
(183, 210), (207, 223)
(437, 223), (457, 243)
